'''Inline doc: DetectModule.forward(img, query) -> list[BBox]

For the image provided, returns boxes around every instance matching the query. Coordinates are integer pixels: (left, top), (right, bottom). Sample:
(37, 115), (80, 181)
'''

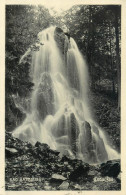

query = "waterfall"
(12, 26), (119, 163)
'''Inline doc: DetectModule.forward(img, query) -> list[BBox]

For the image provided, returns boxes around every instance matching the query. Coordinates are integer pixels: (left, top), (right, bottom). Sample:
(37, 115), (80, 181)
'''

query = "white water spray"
(13, 26), (119, 163)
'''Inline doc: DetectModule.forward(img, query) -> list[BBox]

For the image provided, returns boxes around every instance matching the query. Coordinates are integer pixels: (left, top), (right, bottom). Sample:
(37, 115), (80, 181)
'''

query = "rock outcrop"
(100, 159), (120, 178)
(54, 27), (69, 56)
(35, 72), (55, 120)
(5, 131), (121, 191)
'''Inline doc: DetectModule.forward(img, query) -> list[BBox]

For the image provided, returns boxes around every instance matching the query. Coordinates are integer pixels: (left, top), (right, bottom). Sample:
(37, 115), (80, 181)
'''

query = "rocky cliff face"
(54, 27), (69, 65)
(35, 72), (54, 121)
(54, 27), (69, 54)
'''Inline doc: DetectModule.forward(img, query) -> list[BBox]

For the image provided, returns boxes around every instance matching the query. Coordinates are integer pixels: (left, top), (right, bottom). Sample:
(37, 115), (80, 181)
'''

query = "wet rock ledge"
(5, 131), (121, 191)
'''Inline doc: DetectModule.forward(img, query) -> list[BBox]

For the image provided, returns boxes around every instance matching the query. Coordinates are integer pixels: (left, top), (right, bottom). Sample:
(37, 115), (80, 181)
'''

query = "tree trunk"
(109, 23), (116, 96)
(87, 6), (95, 90)
(114, 8), (121, 110)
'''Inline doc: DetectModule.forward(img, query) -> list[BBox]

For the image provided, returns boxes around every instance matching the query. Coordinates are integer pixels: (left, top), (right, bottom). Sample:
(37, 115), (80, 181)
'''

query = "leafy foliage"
(6, 4), (121, 151)
(6, 5), (54, 130)
(62, 5), (121, 100)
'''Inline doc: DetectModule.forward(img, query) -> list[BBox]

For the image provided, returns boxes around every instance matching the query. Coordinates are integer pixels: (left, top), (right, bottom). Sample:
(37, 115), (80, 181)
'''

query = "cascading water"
(13, 26), (119, 163)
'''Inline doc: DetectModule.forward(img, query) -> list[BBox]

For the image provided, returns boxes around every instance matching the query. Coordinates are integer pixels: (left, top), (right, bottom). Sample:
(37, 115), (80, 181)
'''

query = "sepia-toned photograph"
(3, 2), (123, 192)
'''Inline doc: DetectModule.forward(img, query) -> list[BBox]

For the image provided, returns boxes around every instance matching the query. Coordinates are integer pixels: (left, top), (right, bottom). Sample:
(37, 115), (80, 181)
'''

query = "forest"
(5, 4), (121, 191)
(6, 4), (121, 149)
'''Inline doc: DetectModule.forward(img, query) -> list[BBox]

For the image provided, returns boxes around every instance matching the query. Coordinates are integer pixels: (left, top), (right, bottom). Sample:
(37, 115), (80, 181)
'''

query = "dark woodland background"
(5, 5), (121, 151)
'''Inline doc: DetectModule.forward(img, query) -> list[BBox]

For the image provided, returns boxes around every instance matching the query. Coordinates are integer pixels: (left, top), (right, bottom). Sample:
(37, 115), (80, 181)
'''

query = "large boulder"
(69, 113), (80, 155)
(58, 181), (69, 190)
(100, 159), (120, 177)
(54, 27), (80, 92)
(81, 122), (108, 163)
(35, 72), (54, 120)
(6, 131), (32, 156)
(52, 112), (80, 156)
(82, 121), (97, 163)
(67, 50), (80, 91)
(35, 141), (50, 151)
(5, 147), (18, 158)
(92, 125), (108, 162)
(50, 174), (67, 182)
(69, 164), (89, 181)
(34, 141), (60, 160)
(51, 114), (67, 138)
(54, 27), (69, 55)
(54, 27), (69, 68)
